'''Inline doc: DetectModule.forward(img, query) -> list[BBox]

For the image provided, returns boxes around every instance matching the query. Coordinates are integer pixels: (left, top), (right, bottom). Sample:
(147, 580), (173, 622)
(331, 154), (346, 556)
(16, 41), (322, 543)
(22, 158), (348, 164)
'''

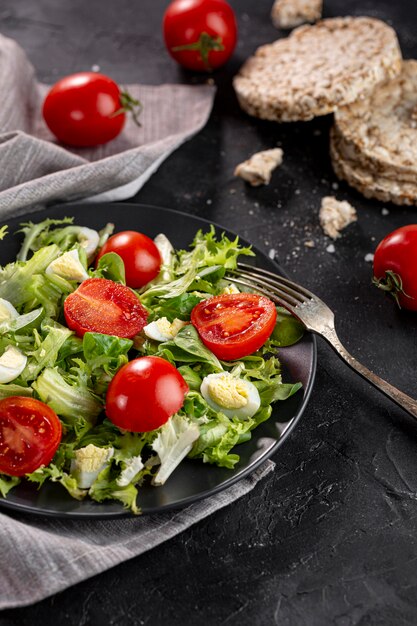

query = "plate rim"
(0, 201), (317, 519)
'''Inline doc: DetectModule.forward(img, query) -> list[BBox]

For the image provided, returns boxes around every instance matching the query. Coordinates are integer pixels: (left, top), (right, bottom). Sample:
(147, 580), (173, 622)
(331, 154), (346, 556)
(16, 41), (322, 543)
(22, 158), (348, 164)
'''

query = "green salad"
(0, 218), (303, 513)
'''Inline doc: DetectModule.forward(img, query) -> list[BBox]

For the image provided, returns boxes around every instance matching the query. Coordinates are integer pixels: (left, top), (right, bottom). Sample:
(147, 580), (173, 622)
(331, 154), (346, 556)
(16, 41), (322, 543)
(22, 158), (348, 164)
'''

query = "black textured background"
(1, 1), (417, 624)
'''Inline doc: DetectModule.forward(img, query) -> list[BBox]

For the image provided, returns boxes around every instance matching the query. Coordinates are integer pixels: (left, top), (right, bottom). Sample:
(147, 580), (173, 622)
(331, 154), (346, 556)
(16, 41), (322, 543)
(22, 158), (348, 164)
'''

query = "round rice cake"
(334, 60), (417, 183)
(233, 17), (402, 122)
(330, 131), (417, 206)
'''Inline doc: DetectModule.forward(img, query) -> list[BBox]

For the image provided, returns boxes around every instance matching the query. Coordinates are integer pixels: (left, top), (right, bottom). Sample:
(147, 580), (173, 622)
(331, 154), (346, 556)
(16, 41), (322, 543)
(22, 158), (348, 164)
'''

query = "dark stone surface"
(1, 0), (417, 624)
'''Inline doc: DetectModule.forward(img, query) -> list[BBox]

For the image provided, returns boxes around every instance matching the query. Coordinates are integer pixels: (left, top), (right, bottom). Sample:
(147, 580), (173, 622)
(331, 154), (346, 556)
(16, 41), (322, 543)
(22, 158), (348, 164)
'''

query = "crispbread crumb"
(271, 0), (322, 29)
(234, 148), (283, 186)
(319, 196), (357, 239)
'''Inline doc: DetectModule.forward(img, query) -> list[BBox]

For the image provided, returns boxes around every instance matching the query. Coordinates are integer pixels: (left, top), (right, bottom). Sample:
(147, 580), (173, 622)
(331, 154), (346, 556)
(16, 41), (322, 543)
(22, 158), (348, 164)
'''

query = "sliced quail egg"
(45, 249), (89, 282)
(200, 372), (261, 419)
(0, 345), (27, 383)
(221, 283), (240, 295)
(0, 298), (19, 323)
(70, 444), (114, 489)
(77, 227), (100, 258)
(143, 317), (187, 342)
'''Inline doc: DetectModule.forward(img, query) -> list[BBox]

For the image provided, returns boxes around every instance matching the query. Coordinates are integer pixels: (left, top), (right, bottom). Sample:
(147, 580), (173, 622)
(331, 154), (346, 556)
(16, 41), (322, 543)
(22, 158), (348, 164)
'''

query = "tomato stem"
(111, 90), (143, 127)
(372, 269), (413, 308)
(172, 31), (225, 71)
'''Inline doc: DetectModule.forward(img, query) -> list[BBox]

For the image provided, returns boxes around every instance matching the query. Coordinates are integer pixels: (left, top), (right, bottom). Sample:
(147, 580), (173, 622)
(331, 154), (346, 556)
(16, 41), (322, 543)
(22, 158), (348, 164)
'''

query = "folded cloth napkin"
(0, 461), (274, 609)
(0, 33), (215, 217)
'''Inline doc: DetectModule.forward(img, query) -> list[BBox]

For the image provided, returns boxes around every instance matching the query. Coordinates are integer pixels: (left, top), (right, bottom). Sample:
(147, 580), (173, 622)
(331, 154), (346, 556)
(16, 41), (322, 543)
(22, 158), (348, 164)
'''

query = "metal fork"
(227, 262), (417, 420)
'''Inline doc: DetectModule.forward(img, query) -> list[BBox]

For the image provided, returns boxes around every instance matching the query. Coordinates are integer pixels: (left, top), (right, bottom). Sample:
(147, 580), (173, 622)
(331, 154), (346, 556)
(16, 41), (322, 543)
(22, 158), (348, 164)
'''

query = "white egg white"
(0, 345), (27, 383)
(200, 372), (261, 419)
(143, 317), (187, 342)
(78, 227), (100, 258)
(0, 298), (19, 323)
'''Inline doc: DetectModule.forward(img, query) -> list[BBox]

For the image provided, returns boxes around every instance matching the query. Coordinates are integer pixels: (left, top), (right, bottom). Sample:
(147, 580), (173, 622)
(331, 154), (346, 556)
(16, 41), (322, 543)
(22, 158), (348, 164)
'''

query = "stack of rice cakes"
(331, 61), (417, 206)
(234, 16), (417, 205)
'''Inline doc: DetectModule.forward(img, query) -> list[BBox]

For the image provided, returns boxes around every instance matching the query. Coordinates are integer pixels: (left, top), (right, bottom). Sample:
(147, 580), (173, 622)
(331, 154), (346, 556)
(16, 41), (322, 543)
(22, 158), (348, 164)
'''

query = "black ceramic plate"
(0, 203), (316, 518)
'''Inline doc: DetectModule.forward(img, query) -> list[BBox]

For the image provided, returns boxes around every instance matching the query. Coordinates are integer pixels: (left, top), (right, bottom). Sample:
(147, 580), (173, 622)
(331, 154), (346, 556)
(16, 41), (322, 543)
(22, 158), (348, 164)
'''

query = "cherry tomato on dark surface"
(96, 231), (162, 289)
(105, 356), (189, 432)
(163, 0), (237, 71)
(64, 278), (148, 338)
(0, 397), (62, 476)
(373, 224), (417, 311)
(191, 293), (277, 360)
(43, 72), (141, 147)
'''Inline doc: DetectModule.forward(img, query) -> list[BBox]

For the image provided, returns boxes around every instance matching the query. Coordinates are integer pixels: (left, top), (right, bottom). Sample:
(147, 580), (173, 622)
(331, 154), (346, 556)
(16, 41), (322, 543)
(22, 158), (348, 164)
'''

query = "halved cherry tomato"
(106, 356), (189, 432)
(43, 72), (142, 147)
(0, 397), (62, 476)
(373, 224), (417, 311)
(191, 293), (277, 360)
(96, 231), (161, 288)
(64, 278), (148, 338)
(163, 0), (237, 72)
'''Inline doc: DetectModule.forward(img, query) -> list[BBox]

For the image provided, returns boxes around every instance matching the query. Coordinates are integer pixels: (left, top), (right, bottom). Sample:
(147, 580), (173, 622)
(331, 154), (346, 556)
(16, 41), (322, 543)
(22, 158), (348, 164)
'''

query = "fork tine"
(234, 268), (307, 304)
(238, 262), (314, 300)
(227, 275), (301, 311)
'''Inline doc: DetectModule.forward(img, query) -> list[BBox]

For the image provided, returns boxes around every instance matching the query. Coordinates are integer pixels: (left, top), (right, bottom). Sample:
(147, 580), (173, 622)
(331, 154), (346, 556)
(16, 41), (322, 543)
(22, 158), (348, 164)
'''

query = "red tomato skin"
(105, 356), (189, 432)
(0, 397), (62, 477)
(43, 72), (125, 147)
(191, 293), (277, 360)
(373, 225), (417, 311)
(64, 278), (148, 338)
(163, 0), (237, 71)
(96, 231), (162, 288)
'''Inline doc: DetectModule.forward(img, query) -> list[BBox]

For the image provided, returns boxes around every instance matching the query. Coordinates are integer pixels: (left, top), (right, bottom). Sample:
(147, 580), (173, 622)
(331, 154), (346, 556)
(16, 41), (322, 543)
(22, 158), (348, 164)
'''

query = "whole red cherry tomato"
(43, 72), (142, 147)
(96, 231), (162, 289)
(0, 397), (62, 476)
(105, 356), (189, 432)
(373, 224), (417, 311)
(191, 293), (277, 360)
(163, 0), (238, 71)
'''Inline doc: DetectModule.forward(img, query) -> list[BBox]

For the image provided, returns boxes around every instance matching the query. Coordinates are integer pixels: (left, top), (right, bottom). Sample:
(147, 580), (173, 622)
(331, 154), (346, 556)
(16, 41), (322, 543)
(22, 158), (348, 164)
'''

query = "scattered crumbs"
(354, 296), (359, 300)
(364, 253), (374, 263)
(304, 239), (315, 248)
(331, 182), (339, 191)
(254, 202), (260, 208)
(265, 240), (270, 245)
(381, 207), (389, 216)
(277, 202), (282, 208)
(91, 64), (100, 72)
(289, 220), (295, 227)
(321, 178), (328, 185)
(206, 199), (212, 205)
(313, 129), (321, 136)
(268, 248), (276, 259)
(326, 243), (336, 254)
(206, 77), (215, 85)
(248, 209), (254, 215)
(229, 188), (236, 195)
(220, 150), (226, 157)
(242, 12), (250, 21)
(295, 189), (301, 195)
(371, 236), (375, 241)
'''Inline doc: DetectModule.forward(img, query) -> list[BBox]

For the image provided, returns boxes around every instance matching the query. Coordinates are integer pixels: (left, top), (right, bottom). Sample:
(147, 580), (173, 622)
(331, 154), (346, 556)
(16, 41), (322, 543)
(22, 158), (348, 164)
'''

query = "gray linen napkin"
(0, 461), (274, 609)
(0, 33), (215, 216)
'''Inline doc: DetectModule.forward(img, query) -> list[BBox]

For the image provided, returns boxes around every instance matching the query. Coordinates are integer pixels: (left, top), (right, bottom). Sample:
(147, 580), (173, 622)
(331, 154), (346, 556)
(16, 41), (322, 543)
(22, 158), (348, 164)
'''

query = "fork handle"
(321, 327), (417, 419)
